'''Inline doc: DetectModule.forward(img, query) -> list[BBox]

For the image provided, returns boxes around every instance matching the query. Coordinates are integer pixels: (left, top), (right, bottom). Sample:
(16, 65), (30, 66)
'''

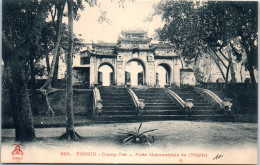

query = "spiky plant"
(117, 122), (158, 147)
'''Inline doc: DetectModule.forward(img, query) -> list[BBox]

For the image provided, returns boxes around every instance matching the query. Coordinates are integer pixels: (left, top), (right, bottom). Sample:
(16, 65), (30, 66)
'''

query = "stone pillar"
(114, 59), (117, 86)
(173, 58), (181, 87)
(147, 54), (155, 87)
(147, 62), (155, 87)
(89, 56), (96, 87)
(116, 54), (124, 86)
(94, 58), (98, 84)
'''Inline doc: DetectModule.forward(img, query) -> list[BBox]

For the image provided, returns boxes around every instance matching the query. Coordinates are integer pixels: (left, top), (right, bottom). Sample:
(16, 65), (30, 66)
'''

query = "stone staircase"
(96, 87), (224, 122)
(171, 87), (223, 119)
(132, 88), (185, 120)
(98, 87), (136, 121)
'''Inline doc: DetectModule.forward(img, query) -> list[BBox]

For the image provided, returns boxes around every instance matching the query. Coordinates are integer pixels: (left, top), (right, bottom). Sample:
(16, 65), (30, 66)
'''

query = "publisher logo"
(11, 144), (24, 160)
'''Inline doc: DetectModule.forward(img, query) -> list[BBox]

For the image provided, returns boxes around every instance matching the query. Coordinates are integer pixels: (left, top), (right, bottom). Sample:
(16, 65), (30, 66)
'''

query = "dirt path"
(1, 120), (257, 164)
(2, 120), (257, 148)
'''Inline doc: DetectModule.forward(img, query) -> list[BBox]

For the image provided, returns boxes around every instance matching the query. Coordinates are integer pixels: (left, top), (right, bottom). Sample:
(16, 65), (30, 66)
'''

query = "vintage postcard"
(1, 0), (258, 164)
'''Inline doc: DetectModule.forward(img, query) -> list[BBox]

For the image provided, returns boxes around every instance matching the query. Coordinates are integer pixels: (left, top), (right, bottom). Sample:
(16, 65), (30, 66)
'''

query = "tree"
(198, 1), (257, 83)
(2, 0), (129, 142)
(39, 0), (91, 116)
(152, 1), (257, 83)
(35, 1), (66, 116)
(41, 0), (66, 91)
(59, 0), (81, 140)
(230, 2), (258, 83)
(40, 21), (56, 76)
(193, 54), (213, 83)
(154, 0), (257, 82)
(58, 0), (129, 140)
(2, 0), (51, 142)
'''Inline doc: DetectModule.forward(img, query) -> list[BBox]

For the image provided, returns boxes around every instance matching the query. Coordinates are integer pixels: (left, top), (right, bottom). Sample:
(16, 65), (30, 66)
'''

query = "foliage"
(2, 0), (51, 142)
(2, 0), (45, 61)
(152, 0), (258, 82)
(117, 123), (157, 147)
(152, 1), (203, 64)
(60, 25), (86, 56)
(193, 55), (213, 83)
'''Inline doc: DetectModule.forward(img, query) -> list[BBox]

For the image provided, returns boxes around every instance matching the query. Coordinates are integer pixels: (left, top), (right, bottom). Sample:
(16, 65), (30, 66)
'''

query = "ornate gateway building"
(70, 30), (237, 121)
(73, 30), (185, 87)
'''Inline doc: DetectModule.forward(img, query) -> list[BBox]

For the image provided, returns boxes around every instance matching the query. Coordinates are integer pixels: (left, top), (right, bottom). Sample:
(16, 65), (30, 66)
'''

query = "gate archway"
(125, 59), (146, 86)
(98, 63), (114, 86)
(156, 63), (171, 87)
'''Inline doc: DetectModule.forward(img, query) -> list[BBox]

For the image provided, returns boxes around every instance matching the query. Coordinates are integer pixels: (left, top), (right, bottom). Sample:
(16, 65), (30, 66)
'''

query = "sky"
(73, 0), (164, 43)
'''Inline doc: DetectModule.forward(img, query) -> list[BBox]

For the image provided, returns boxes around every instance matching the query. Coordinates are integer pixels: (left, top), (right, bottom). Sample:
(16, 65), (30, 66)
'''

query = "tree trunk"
(240, 63), (244, 82)
(41, 1), (65, 90)
(53, 47), (60, 85)
(209, 50), (226, 81)
(6, 59), (36, 142)
(2, 0), (50, 142)
(45, 40), (50, 75)
(39, 1), (65, 116)
(29, 57), (38, 114)
(228, 50), (236, 83)
(225, 62), (231, 84)
(248, 66), (256, 83)
(4, 64), (21, 141)
(240, 34), (256, 84)
(180, 57), (184, 69)
(59, 0), (81, 141)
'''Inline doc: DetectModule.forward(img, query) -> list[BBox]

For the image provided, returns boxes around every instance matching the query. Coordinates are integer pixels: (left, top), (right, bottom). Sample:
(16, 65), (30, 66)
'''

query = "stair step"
(144, 106), (179, 110)
(135, 94), (169, 97)
(101, 93), (128, 95)
(134, 92), (165, 94)
(143, 111), (184, 115)
(103, 107), (135, 111)
(103, 103), (134, 105)
(145, 103), (177, 105)
(191, 111), (217, 115)
(193, 106), (211, 108)
(95, 114), (225, 122)
(193, 103), (210, 106)
(102, 95), (129, 98)
(95, 87), (223, 122)
(102, 98), (131, 101)
(104, 105), (134, 108)
(102, 111), (136, 115)
(102, 101), (133, 104)
(143, 100), (173, 102)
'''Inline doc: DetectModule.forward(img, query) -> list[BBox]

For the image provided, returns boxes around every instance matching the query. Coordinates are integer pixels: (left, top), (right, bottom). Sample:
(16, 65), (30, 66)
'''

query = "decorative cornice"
(121, 30), (147, 35)
(92, 43), (116, 48)
(151, 43), (175, 49)
(118, 36), (152, 43)
(80, 45), (180, 58)
(115, 45), (157, 52)
(154, 55), (179, 59)
(87, 50), (117, 57)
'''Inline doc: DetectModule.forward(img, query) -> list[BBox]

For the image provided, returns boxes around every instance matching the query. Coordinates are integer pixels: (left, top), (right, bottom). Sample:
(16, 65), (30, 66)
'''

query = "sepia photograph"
(1, 0), (258, 164)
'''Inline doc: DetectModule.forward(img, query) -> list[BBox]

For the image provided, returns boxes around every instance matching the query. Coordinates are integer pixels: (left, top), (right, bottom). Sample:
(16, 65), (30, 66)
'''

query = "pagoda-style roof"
(121, 30), (147, 35)
(87, 50), (117, 57)
(115, 45), (157, 52)
(92, 42), (116, 48)
(151, 43), (175, 49)
(118, 36), (152, 43)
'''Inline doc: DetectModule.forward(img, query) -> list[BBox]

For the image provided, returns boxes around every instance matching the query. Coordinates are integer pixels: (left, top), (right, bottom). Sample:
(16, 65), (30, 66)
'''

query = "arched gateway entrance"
(78, 30), (183, 87)
(98, 63), (114, 86)
(125, 60), (145, 86)
(156, 64), (171, 87)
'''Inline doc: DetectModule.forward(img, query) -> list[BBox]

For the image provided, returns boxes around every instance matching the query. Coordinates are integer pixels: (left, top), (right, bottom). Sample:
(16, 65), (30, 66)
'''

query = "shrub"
(117, 122), (158, 147)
